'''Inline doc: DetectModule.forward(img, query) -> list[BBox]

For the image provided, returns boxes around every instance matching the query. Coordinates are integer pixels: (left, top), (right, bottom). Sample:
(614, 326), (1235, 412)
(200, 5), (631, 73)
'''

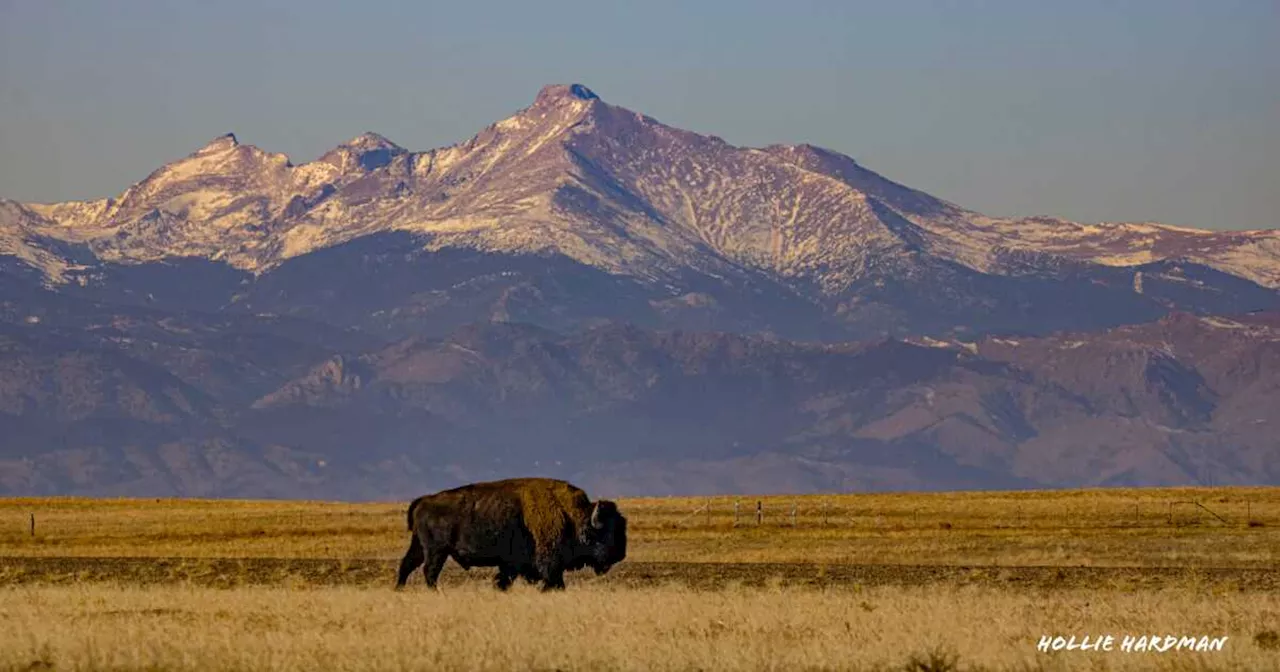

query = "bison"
(395, 477), (627, 592)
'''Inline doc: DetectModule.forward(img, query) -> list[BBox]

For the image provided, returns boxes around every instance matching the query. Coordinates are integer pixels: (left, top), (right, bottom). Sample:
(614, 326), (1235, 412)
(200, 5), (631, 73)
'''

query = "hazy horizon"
(1, 0), (1276, 230)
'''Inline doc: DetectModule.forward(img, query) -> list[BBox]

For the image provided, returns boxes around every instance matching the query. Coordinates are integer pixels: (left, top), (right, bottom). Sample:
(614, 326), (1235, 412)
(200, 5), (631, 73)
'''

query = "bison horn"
(590, 502), (603, 529)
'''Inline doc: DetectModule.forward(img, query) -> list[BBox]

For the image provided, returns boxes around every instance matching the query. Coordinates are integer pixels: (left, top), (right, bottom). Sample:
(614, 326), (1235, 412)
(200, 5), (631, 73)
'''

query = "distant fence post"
(791, 501), (798, 528)
(706, 498), (712, 527)
(821, 500), (828, 527)
(734, 500), (740, 527)
(756, 500), (763, 526)
(30, 513), (35, 538)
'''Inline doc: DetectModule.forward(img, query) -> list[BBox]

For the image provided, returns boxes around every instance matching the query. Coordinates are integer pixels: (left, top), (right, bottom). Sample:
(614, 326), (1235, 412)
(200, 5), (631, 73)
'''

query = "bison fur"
(395, 477), (627, 592)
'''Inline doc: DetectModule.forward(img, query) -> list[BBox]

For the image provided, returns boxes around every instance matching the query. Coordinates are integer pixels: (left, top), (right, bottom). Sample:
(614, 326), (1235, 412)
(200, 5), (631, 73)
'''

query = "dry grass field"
(1, 486), (1278, 671)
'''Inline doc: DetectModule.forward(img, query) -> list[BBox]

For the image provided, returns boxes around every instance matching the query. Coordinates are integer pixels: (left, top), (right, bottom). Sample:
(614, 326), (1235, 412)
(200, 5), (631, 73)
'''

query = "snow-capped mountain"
(3, 84), (1275, 325)
(3, 83), (1280, 497)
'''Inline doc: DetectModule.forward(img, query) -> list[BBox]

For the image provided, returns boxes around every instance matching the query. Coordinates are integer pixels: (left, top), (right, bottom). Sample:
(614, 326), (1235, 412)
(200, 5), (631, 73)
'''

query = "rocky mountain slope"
(1, 83), (1277, 497)
(1, 308), (1276, 498)
(2, 84), (1277, 341)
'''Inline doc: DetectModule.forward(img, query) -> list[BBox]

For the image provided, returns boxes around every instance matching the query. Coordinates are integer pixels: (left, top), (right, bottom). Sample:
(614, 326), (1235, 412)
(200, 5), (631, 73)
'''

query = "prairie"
(2, 582), (1277, 672)
(3, 486), (1276, 566)
(1, 486), (1278, 671)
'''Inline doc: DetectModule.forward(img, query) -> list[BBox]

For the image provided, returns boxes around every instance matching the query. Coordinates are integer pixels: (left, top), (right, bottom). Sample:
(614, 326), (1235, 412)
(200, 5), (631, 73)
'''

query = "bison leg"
(395, 534), (425, 590)
(422, 547), (448, 589)
(539, 561), (566, 592)
(494, 565), (516, 592)
(541, 573), (566, 591)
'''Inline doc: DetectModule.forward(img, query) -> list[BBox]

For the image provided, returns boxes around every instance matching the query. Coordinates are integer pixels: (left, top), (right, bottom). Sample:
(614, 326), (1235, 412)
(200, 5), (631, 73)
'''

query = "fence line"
(662, 497), (1257, 530)
(12, 497), (1267, 538)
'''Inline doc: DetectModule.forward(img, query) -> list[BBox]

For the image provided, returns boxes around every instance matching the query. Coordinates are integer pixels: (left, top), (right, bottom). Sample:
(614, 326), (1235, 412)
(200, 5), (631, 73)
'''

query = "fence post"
(734, 500), (740, 527)
(706, 498), (712, 528)
(791, 501), (798, 528)
(822, 500), (828, 527)
(30, 513), (35, 538)
(756, 500), (763, 526)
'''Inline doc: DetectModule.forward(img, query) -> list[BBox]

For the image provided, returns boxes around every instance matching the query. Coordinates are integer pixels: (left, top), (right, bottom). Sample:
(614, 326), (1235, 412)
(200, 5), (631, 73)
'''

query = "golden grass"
(1, 486), (1277, 568)
(1, 582), (1274, 672)
(1, 487), (1277, 670)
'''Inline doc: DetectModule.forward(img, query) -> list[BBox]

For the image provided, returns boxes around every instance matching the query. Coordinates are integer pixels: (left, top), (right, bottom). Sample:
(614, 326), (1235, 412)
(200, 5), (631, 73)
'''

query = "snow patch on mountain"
(3, 83), (1277, 297)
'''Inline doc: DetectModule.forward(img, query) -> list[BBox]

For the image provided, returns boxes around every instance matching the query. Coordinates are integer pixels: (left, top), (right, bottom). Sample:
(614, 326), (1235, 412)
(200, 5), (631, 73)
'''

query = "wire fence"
(660, 496), (1270, 531)
(5, 495), (1274, 543)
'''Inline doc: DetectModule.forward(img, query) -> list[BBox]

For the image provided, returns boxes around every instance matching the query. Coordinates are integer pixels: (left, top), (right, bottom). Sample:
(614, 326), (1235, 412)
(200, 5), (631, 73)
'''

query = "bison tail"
(406, 496), (424, 532)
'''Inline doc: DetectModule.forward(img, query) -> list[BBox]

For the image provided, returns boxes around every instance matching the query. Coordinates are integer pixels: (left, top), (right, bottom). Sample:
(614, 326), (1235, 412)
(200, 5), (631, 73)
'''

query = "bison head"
(581, 500), (627, 575)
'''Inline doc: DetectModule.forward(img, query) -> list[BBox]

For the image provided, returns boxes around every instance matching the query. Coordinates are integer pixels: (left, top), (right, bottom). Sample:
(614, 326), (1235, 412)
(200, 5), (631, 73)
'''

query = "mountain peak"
(340, 132), (403, 152)
(319, 132), (407, 172)
(198, 133), (239, 153)
(535, 83), (601, 105)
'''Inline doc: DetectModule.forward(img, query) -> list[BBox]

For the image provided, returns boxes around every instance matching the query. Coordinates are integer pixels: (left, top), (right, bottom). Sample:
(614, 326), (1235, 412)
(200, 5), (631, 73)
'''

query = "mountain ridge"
(1, 83), (1278, 497)
(3, 309), (1276, 498)
(4, 83), (1277, 290)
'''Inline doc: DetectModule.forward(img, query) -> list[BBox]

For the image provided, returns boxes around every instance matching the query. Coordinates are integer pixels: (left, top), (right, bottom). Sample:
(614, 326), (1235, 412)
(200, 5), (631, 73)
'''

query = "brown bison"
(395, 477), (627, 592)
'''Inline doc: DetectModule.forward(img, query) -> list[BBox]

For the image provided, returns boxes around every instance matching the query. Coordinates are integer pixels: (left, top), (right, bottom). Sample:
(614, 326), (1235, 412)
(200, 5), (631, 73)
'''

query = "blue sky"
(1, 0), (1276, 229)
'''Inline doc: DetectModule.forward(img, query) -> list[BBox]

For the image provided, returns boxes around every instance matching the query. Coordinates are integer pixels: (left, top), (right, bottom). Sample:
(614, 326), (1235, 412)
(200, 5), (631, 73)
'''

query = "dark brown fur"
(395, 477), (627, 592)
